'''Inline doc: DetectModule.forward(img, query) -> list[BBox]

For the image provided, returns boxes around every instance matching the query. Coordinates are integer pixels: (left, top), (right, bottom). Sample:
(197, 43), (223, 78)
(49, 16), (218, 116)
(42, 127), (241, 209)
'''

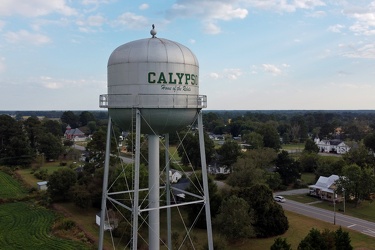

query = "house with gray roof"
(64, 125), (86, 141)
(314, 138), (350, 154)
(308, 174), (342, 202)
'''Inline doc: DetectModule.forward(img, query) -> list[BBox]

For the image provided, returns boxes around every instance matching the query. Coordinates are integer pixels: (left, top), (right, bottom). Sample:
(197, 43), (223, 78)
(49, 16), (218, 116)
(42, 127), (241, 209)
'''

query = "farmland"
(0, 168), (93, 250)
(0, 170), (27, 199)
(0, 202), (91, 250)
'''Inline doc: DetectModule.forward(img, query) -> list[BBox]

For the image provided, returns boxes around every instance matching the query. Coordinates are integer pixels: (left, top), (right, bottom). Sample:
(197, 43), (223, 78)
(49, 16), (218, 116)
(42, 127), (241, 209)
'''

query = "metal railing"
(99, 94), (207, 109)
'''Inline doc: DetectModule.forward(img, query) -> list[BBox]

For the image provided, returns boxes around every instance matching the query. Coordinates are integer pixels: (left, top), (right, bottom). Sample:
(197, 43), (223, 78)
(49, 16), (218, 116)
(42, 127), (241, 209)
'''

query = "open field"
(0, 202), (91, 250)
(241, 210), (375, 250)
(0, 170), (28, 199)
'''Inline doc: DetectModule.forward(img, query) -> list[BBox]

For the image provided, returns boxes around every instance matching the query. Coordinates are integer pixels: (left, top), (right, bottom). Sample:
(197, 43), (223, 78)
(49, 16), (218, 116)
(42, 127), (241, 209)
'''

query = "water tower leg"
(198, 111), (214, 250)
(98, 117), (112, 250)
(132, 109), (141, 250)
(165, 133), (172, 250)
(148, 134), (160, 250)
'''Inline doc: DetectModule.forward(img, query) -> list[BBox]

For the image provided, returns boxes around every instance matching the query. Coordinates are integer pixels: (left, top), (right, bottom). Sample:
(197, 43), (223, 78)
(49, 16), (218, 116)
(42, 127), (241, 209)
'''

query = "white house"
(96, 210), (118, 231)
(308, 175), (342, 202)
(208, 165), (230, 175)
(169, 170), (182, 183)
(314, 138), (350, 154)
(37, 181), (48, 191)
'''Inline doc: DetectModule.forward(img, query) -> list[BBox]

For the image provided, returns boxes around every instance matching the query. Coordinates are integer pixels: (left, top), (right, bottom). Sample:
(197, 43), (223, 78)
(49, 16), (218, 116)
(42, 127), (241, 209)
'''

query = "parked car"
(274, 195), (286, 203)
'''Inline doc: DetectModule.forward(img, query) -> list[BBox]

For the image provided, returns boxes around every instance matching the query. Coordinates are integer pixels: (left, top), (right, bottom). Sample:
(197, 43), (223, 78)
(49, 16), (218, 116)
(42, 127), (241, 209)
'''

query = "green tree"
(364, 133), (375, 152)
(217, 140), (242, 169)
(185, 174), (221, 229)
(299, 152), (320, 173)
(242, 131), (264, 149)
(270, 237), (292, 250)
(257, 123), (281, 150)
(298, 228), (327, 250)
(338, 164), (375, 205)
(61, 111), (79, 128)
(48, 168), (77, 201)
(43, 120), (63, 137)
(37, 133), (63, 160)
(265, 172), (282, 191)
(342, 144), (375, 169)
(23, 116), (42, 151)
(177, 132), (215, 169)
(304, 139), (319, 153)
(227, 158), (266, 188)
(79, 111), (96, 126)
(275, 150), (301, 185)
(214, 195), (254, 242)
(239, 184), (289, 237)
(0, 115), (34, 167)
(335, 227), (353, 250)
(86, 127), (117, 165)
(297, 227), (353, 250)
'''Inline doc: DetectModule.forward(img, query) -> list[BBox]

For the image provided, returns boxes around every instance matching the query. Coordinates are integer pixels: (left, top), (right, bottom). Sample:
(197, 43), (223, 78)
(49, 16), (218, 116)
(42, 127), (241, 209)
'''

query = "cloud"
(76, 14), (106, 32)
(114, 12), (148, 29)
(344, 2), (375, 36)
(340, 43), (375, 59)
(244, 0), (325, 12)
(39, 76), (102, 90)
(168, 1), (248, 34)
(0, 20), (5, 31)
(0, 57), (6, 73)
(328, 24), (345, 33)
(262, 64), (282, 75)
(307, 10), (326, 18)
(224, 68), (243, 80)
(207, 69), (243, 80)
(209, 72), (220, 79)
(0, 0), (77, 17)
(3, 30), (51, 45)
(139, 4), (149, 10)
(189, 39), (196, 44)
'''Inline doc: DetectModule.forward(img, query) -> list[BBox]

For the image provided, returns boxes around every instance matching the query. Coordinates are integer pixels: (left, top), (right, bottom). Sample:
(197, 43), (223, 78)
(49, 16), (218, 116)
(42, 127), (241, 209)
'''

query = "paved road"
(276, 189), (375, 238)
(72, 144), (134, 164)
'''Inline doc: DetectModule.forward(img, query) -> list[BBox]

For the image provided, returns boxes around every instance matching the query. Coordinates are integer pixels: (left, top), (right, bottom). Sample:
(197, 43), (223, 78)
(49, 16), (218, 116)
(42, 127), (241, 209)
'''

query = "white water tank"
(100, 27), (206, 134)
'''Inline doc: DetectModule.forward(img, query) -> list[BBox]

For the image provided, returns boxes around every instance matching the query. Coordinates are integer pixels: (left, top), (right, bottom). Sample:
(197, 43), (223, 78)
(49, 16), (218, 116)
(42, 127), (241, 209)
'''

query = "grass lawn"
(282, 143), (305, 151)
(243, 210), (375, 250)
(17, 161), (77, 188)
(300, 172), (316, 185)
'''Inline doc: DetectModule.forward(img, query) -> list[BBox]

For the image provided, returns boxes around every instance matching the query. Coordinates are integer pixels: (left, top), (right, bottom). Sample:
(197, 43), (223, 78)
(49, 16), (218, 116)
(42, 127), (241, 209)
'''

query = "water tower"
(98, 26), (213, 250)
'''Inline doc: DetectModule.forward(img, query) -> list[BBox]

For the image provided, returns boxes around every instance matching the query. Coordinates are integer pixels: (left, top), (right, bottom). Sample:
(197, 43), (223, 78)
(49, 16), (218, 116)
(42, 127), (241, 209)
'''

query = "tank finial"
(150, 24), (157, 38)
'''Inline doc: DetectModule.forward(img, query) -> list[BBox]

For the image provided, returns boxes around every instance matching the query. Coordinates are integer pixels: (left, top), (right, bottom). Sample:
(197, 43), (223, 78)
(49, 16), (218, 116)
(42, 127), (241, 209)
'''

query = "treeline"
(203, 110), (375, 143)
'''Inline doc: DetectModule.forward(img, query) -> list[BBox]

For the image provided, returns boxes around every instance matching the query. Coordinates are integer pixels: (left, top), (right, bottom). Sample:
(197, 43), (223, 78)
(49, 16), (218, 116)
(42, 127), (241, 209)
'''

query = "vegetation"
(297, 227), (352, 250)
(0, 170), (27, 199)
(3, 109), (375, 248)
(0, 202), (90, 249)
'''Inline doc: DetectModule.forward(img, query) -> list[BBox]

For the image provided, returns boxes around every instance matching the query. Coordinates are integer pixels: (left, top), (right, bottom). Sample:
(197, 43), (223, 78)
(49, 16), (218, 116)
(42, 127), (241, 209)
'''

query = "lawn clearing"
(282, 143), (304, 151)
(234, 210), (375, 250)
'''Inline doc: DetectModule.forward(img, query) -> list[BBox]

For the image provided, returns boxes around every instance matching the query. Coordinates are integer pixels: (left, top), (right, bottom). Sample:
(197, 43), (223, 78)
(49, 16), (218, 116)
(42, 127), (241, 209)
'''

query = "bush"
(33, 169), (48, 180)
(215, 174), (228, 181)
(55, 219), (76, 231)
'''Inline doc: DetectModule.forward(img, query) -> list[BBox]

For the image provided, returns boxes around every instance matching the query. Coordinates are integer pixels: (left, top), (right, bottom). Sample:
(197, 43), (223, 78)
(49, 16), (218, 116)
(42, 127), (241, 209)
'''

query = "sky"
(1, 0), (375, 111)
